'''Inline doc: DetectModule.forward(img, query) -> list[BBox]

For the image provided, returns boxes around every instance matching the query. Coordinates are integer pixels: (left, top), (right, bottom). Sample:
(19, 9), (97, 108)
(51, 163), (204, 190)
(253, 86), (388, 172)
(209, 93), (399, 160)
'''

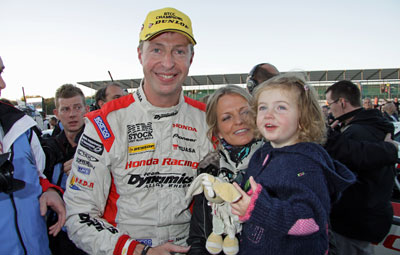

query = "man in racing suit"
(63, 7), (213, 255)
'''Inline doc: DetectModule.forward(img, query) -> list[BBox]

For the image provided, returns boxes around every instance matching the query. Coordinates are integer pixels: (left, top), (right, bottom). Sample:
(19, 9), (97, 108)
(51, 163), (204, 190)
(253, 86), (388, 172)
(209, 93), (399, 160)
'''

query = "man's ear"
(53, 108), (58, 118)
(98, 100), (105, 109)
(189, 51), (194, 65)
(340, 98), (345, 109)
(137, 47), (143, 64)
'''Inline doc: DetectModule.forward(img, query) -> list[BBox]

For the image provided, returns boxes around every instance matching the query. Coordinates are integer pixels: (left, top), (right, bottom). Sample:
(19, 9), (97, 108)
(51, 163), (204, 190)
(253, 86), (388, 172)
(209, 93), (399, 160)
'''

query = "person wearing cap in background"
(0, 56), (66, 255)
(246, 63), (279, 94)
(63, 7), (213, 255)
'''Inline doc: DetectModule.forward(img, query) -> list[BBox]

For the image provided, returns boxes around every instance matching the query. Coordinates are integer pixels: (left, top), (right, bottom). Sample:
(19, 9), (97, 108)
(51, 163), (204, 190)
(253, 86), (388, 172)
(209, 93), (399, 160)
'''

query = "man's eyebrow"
(150, 42), (164, 47)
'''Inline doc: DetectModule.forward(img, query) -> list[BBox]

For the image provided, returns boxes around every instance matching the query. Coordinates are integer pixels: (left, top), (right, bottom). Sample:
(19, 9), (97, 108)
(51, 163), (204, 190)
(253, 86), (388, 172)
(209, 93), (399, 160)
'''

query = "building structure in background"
(79, 68), (400, 104)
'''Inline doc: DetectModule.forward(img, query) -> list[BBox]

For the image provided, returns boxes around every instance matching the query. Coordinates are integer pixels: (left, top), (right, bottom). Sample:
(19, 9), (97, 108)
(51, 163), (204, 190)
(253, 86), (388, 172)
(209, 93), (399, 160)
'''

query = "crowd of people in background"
(1, 6), (400, 255)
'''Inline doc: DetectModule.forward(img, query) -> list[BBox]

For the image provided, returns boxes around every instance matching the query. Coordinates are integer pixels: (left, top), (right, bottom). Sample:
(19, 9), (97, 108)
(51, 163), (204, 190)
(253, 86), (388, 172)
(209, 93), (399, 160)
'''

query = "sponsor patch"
(128, 143), (155, 154)
(125, 158), (159, 169)
(175, 236), (185, 242)
(125, 158), (199, 170)
(94, 116), (111, 139)
(127, 123), (153, 142)
(172, 123), (197, 132)
(79, 213), (118, 234)
(77, 149), (99, 162)
(168, 236), (186, 243)
(162, 158), (199, 169)
(127, 172), (193, 188)
(172, 133), (196, 142)
(136, 89), (142, 102)
(80, 134), (104, 155)
(69, 175), (94, 190)
(77, 165), (91, 175)
(137, 239), (152, 246)
(76, 158), (94, 169)
(154, 111), (178, 120)
(172, 144), (195, 153)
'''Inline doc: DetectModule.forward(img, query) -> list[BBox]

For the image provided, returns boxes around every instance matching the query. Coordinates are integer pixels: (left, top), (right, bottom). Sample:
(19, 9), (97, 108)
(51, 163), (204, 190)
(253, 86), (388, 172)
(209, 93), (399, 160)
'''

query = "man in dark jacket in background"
(325, 80), (397, 255)
(41, 84), (88, 255)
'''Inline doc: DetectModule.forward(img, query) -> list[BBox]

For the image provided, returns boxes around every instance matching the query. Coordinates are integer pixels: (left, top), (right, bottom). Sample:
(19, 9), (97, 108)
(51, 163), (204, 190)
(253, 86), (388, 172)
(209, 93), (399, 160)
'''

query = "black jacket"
(187, 152), (219, 255)
(41, 129), (82, 185)
(51, 120), (63, 137)
(187, 192), (216, 255)
(325, 108), (397, 243)
(40, 128), (87, 255)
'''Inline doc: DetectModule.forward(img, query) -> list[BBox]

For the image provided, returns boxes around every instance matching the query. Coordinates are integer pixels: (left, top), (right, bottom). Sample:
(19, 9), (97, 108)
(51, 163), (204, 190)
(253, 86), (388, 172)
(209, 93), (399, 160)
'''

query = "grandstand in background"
(78, 68), (400, 104)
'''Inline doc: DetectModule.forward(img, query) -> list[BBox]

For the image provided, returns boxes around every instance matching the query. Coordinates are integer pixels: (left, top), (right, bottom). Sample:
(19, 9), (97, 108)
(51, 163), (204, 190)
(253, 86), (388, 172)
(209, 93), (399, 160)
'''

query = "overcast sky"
(1, 0), (399, 100)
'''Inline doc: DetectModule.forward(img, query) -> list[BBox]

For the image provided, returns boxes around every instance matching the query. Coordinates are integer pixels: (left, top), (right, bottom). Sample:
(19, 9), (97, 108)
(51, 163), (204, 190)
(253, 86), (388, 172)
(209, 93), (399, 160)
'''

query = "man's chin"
(65, 126), (83, 133)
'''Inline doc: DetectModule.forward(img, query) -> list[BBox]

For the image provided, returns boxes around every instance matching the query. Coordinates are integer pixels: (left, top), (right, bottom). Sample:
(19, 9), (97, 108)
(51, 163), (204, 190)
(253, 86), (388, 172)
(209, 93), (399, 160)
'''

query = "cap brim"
(144, 29), (196, 45)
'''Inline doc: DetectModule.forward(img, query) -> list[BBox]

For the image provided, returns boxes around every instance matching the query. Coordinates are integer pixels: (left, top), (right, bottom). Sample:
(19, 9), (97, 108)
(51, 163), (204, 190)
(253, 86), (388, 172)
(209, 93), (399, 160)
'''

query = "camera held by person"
(0, 152), (25, 194)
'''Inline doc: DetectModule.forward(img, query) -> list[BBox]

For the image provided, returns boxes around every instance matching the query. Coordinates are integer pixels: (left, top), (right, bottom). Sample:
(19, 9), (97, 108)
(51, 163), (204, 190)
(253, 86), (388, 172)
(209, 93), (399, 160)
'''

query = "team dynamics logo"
(127, 172), (194, 188)
(172, 133), (196, 143)
(127, 123), (153, 142)
(80, 135), (104, 155)
(77, 149), (99, 162)
(129, 143), (155, 154)
(172, 144), (196, 153)
(79, 213), (118, 234)
(154, 111), (178, 120)
(94, 116), (111, 139)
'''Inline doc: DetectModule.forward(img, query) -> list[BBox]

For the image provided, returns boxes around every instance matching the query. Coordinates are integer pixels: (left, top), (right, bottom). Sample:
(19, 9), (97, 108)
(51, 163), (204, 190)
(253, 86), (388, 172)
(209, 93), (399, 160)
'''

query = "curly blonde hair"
(252, 73), (326, 144)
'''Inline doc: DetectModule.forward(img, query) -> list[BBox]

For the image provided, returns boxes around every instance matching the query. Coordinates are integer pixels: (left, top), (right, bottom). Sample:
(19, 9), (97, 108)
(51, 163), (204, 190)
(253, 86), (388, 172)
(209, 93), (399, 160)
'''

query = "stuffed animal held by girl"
(186, 173), (242, 255)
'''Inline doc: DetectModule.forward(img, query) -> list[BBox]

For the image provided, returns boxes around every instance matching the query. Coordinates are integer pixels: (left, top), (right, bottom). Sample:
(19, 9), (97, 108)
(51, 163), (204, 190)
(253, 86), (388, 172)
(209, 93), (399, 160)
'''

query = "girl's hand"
(231, 176), (258, 217)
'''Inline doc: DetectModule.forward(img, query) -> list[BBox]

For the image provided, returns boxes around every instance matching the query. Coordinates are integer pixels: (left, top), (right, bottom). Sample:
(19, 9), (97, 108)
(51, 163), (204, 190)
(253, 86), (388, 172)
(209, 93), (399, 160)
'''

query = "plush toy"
(186, 173), (242, 255)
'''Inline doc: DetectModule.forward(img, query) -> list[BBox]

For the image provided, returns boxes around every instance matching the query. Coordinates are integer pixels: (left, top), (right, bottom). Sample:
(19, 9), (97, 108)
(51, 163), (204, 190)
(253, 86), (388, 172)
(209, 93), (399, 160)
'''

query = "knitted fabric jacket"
(239, 142), (355, 255)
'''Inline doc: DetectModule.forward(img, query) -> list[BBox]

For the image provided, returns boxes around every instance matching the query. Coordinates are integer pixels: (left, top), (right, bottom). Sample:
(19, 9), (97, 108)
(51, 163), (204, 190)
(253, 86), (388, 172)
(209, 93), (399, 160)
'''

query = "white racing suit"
(64, 85), (213, 255)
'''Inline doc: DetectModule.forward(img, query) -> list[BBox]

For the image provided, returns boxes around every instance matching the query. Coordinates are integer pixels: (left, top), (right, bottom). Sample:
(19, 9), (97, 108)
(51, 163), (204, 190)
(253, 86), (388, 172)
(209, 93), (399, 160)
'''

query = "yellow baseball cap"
(139, 7), (196, 45)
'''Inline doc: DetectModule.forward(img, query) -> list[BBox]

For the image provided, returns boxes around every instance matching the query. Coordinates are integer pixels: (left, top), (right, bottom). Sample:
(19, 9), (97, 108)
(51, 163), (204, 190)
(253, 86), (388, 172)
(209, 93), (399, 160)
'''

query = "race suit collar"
(136, 80), (184, 116)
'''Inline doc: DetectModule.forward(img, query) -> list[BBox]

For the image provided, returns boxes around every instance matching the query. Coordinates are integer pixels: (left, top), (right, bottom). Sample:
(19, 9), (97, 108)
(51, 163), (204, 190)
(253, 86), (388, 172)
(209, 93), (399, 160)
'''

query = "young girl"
(231, 73), (355, 255)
